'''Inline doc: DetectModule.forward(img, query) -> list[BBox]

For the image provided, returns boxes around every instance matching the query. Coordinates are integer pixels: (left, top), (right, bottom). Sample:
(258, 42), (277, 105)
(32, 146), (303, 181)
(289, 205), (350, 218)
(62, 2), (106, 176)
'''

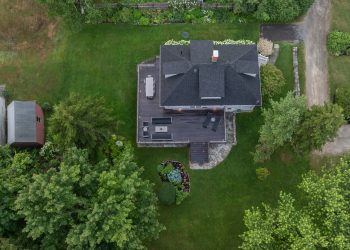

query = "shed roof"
(7, 101), (36, 144)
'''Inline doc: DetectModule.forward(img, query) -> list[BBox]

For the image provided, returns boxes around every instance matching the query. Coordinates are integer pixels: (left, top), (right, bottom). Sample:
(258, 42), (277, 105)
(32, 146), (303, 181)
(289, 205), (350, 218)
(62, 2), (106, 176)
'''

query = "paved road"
(261, 0), (330, 106)
(260, 24), (304, 41)
(316, 125), (350, 155)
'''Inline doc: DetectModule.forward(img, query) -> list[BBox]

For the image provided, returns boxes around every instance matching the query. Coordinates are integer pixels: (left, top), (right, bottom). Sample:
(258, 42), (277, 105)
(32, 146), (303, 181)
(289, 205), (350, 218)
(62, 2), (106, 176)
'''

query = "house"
(137, 40), (261, 165)
(7, 101), (44, 147)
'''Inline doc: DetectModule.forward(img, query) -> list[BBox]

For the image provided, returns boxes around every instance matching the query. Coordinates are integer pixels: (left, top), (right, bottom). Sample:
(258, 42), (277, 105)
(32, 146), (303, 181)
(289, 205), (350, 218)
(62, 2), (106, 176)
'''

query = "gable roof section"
(160, 41), (261, 107)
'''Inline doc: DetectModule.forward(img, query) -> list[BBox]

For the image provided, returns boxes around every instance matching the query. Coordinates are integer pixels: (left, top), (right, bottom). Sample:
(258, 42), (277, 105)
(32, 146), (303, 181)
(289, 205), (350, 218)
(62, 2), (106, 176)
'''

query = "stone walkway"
(190, 113), (236, 169)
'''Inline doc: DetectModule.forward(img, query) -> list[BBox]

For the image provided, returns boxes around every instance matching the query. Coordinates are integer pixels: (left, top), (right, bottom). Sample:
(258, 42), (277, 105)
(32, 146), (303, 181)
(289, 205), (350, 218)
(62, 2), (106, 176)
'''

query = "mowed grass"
(329, 0), (350, 93)
(1, 24), (309, 249)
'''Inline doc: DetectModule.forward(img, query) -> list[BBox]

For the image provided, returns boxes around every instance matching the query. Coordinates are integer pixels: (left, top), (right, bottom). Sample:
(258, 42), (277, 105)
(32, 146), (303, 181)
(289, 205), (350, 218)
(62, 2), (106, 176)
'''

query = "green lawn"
(1, 23), (309, 249)
(329, 0), (350, 93)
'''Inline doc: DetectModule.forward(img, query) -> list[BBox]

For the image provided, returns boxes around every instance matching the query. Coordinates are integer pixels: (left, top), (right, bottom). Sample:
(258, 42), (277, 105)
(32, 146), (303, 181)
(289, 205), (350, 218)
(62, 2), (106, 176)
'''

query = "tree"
(260, 64), (286, 100)
(0, 151), (37, 236)
(240, 157), (350, 249)
(255, 0), (300, 22)
(48, 93), (115, 154)
(0, 138), (163, 249)
(335, 87), (350, 119)
(254, 93), (306, 162)
(292, 103), (344, 153)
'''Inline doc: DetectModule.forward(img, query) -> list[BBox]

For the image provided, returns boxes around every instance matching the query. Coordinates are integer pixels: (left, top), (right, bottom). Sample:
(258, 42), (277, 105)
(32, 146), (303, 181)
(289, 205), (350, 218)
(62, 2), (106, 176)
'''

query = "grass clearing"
(329, 0), (350, 94)
(1, 22), (310, 249)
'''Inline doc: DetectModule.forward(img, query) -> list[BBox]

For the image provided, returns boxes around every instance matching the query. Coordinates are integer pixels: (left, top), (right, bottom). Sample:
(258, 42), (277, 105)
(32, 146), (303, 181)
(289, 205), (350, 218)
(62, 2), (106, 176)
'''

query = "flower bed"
(157, 160), (190, 205)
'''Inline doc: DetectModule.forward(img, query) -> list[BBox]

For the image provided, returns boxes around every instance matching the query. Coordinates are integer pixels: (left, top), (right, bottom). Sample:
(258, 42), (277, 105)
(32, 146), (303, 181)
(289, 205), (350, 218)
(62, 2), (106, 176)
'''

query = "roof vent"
(212, 50), (219, 63)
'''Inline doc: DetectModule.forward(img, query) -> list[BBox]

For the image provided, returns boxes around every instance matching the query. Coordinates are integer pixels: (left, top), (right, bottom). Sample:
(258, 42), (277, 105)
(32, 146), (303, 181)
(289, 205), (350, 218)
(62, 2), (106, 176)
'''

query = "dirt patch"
(304, 0), (330, 106)
(0, 0), (56, 55)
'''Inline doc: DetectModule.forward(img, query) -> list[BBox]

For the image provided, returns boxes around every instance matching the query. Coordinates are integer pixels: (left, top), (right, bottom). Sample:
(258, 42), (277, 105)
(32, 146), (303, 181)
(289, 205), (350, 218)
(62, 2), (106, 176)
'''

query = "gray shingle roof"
(7, 101), (36, 144)
(160, 40), (261, 107)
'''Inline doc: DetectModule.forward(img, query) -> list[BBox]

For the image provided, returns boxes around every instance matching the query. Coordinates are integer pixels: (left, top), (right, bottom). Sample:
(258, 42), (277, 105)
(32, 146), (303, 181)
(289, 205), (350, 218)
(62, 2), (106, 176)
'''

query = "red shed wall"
(35, 104), (44, 145)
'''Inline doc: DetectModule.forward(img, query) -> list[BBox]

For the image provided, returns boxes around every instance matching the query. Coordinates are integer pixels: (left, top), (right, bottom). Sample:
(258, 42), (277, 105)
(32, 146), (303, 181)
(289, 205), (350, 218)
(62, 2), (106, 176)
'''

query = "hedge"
(327, 31), (350, 56)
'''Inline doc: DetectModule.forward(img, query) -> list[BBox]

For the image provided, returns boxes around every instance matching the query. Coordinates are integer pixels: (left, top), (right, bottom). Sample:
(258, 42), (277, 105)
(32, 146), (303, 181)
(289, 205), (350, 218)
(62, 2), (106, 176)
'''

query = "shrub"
(167, 169), (182, 184)
(335, 88), (350, 119)
(168, 0), (198, 11)
(158, 182), (176, 206)
(327, 31), (350, 56)
(257, 38), (273, 56)
(256, 167), (270, 181)
(158, 163), (174, 177)
(176, 189), (190, 205)
(41, 102), (52, 112)
(260, 64), (286, 100)
(1, 89), (11, 100)
(138, 17), (150, 26)
(118, 7), (133, 24)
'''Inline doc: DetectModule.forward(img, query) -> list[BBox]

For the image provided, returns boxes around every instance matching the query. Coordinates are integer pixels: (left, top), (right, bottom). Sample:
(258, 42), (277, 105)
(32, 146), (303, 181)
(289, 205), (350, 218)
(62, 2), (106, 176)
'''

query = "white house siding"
(0, 96), (5, 145)
(7, 101), (15, 145)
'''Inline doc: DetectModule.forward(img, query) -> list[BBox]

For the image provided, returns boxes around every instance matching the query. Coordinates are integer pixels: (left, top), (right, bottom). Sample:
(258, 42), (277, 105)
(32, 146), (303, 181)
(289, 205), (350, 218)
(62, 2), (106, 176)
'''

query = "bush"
(257, 38), (273, 56)
(158, 182), (176, 206)
(335, 88), (350, 119)
(260, 64), (286, 100)
(118, 7), (133, 24)
(176, 189), (190, 205)
(157, 163), (174, 177)
(41, 102), (52, 112)
(327, 31), (350, 56)
(138, 17), (150, 26)
(167, 169), (182, 184)
(256, 167), (270, 181)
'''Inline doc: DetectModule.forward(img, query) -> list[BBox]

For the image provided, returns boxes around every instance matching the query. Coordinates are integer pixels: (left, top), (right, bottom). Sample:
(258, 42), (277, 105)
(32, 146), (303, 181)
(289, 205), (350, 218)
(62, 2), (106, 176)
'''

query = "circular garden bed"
(157, 160), (190, 205)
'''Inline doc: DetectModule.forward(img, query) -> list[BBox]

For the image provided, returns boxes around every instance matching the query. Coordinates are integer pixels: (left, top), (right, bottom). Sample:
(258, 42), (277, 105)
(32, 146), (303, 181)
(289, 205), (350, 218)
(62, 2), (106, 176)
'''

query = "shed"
(7, 101), (44, 147)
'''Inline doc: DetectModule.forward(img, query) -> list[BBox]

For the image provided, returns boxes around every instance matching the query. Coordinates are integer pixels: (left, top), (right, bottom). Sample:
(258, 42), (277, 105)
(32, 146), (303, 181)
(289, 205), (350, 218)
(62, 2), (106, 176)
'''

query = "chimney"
(212, 50), (219, 62)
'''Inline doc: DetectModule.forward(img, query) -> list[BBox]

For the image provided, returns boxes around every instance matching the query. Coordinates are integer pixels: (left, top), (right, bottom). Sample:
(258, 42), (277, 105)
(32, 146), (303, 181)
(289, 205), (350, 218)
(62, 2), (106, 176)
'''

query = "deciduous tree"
(254, 92), (306, 162)
(48, 93), (115, 154)
(292, 103), (344, 153)
(241, 157), (350, 249)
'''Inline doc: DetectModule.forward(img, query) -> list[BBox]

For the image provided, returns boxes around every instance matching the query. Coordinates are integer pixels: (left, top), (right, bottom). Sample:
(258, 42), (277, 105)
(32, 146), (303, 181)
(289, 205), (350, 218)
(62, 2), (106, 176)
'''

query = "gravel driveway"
(304, 0), (331, 106)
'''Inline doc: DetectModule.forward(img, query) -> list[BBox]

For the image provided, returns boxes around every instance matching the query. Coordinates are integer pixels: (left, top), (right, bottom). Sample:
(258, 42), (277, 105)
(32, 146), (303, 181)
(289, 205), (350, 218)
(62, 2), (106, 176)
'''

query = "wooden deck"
(137, 58), (226, 145)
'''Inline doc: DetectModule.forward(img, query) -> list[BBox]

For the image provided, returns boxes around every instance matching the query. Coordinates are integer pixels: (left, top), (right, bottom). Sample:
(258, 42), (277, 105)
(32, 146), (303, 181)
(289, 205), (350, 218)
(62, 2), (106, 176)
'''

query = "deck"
(137, 58), (226, 145)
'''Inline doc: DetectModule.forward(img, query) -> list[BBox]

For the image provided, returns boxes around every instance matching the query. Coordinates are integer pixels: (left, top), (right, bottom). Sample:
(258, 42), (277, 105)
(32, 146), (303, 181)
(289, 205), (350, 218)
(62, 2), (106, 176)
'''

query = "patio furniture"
(211, 116), (221, 132)
(151, 133), (173, 141)
(143, 126), (149, 138)
(152, 117), (172, 125)
(145, 76), (155, 99)
(155, 126), (168, 133)
(202, 112), (212, 128)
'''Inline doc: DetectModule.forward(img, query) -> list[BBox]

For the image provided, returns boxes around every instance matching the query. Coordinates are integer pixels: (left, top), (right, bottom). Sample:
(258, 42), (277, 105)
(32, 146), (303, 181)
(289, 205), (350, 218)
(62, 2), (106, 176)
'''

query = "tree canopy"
(292, 103), (344, 153)
(48, 93), (116, 154)
(0, 139), (163, 249)
(260, 64), (286, 100)
(254, 92), (306, 162)
(240, 157), (350, 249)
